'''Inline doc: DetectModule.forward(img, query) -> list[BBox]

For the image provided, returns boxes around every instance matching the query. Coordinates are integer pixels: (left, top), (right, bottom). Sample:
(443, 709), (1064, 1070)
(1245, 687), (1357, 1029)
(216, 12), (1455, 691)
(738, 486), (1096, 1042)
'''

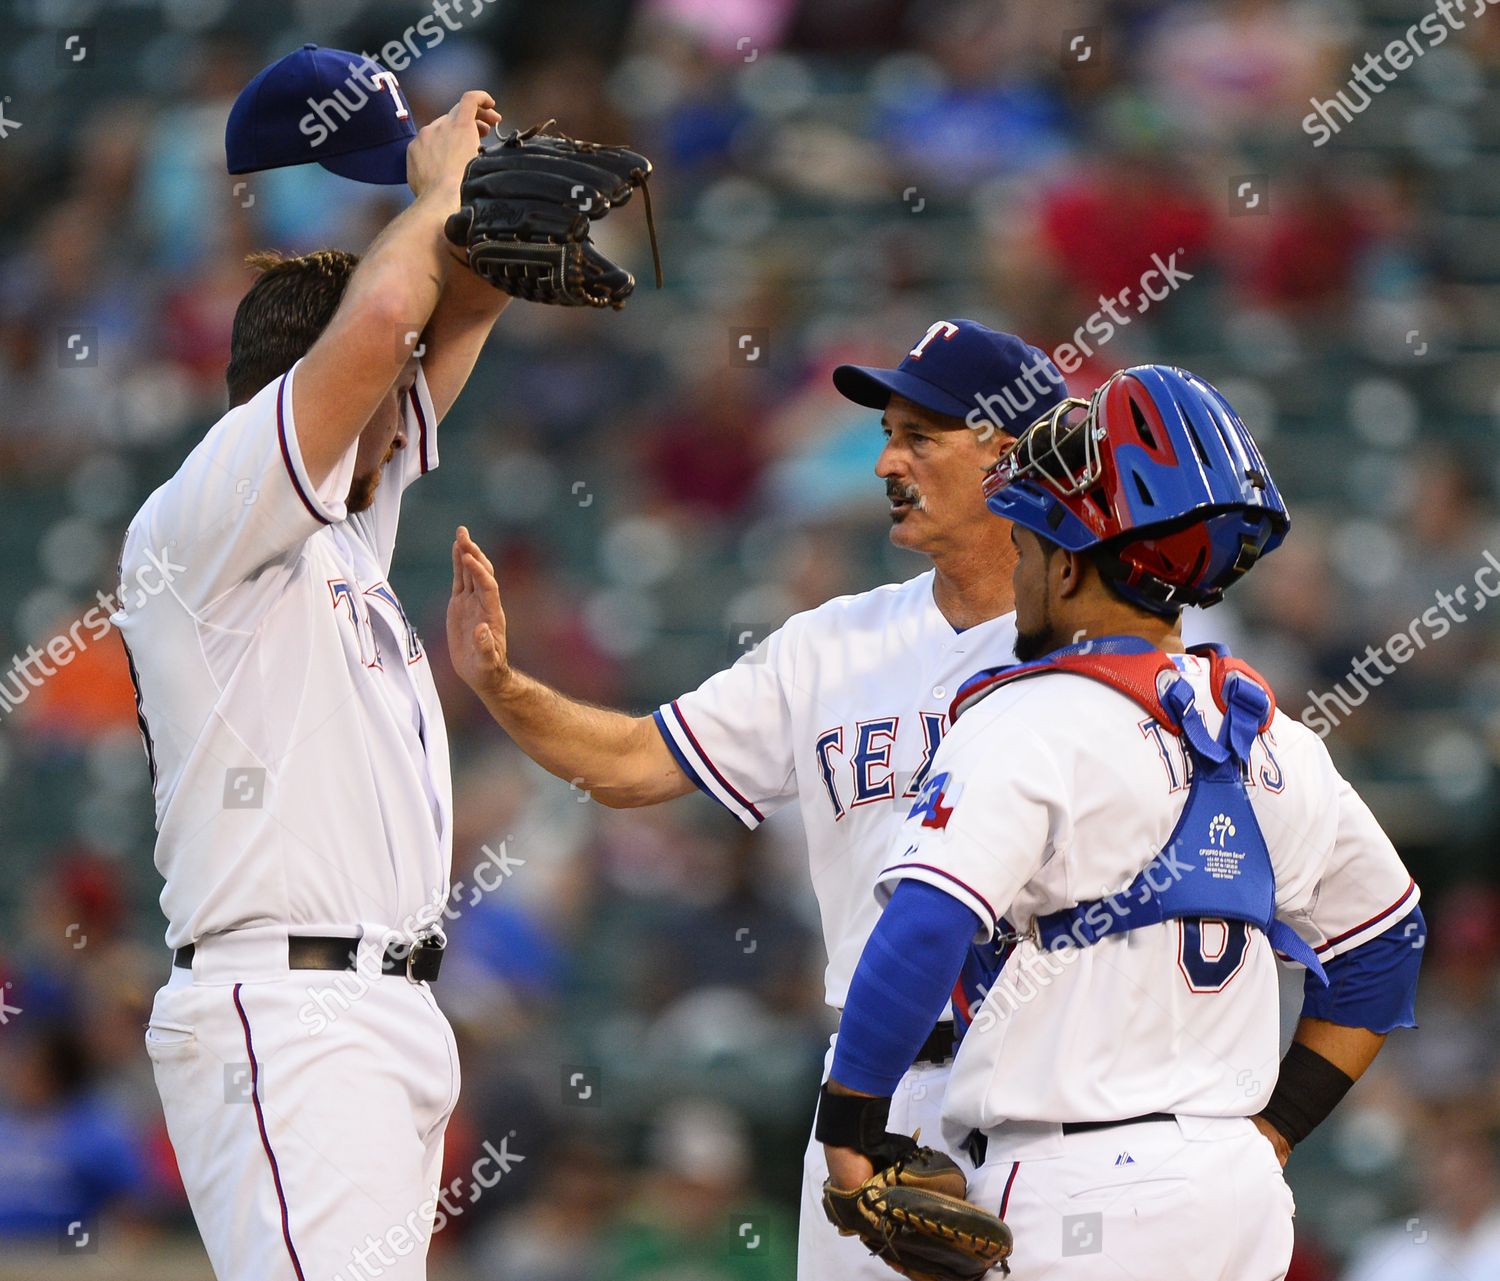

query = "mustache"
(886, 480), (923, 507)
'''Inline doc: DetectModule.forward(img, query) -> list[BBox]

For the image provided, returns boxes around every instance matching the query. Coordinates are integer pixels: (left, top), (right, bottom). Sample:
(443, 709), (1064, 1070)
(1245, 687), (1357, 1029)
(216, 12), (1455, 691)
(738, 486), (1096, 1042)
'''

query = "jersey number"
(1176, 919), (1250, 993)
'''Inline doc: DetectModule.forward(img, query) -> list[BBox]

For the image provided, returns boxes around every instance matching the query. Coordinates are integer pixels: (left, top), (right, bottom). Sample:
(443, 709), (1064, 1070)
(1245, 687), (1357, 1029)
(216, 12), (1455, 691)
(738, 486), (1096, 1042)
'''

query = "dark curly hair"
(224, 249), (359, 406)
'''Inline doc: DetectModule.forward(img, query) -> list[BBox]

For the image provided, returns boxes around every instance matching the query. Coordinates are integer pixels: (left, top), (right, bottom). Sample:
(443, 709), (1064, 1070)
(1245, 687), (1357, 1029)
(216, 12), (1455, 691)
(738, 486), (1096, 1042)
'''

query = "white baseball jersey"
(874, 652), (1418, 1132)
(114, 360), (449, 948)
(654, 570), (1018, 1008)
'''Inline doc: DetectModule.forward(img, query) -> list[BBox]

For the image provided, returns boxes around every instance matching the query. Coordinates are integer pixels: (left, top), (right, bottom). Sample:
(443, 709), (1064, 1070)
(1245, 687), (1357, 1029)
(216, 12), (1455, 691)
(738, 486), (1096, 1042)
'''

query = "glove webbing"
(884, 1201), (1000, 1253)
(514, 118), (662, 289)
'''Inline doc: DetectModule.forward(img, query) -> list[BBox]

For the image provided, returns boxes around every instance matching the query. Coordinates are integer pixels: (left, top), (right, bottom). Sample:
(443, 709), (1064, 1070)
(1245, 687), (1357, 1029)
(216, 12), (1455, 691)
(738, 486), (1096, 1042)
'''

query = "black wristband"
(815, 1083), (892, 1151)
(1258, 1041), (1355, 1148)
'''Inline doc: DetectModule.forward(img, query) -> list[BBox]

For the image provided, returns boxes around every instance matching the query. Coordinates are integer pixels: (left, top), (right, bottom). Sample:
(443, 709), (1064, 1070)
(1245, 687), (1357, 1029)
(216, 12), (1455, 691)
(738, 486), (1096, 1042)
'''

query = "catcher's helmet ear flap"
(984, 365), (1288, 612)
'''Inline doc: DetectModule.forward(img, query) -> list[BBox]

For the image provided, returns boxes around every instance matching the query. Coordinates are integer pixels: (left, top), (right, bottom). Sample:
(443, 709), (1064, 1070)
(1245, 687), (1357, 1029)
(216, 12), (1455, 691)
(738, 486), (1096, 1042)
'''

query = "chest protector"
(950, 637), (1327, 986)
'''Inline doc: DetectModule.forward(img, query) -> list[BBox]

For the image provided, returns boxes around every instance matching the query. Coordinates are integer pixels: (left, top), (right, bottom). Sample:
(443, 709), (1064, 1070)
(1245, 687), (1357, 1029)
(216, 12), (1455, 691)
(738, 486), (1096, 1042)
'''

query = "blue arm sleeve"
(830, 880), (981, 1097)
(1301, 906), (1424, 1034)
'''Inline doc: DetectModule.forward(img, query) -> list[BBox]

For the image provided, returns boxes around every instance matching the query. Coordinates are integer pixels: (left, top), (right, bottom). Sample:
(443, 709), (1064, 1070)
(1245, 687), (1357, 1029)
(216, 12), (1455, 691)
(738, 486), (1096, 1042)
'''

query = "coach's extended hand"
(448, 525), (511, 698)
(446, 526), (693, 806)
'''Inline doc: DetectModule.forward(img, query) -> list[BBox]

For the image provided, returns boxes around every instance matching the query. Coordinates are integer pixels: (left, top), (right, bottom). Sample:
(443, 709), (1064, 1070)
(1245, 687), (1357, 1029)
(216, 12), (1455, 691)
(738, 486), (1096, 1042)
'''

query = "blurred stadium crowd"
(2, 0), (1499, 1276)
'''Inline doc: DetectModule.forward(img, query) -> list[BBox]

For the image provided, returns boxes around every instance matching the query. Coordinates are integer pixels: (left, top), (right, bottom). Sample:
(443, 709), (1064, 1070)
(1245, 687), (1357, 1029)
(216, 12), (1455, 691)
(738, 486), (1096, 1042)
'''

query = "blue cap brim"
(317, 138), (412, 186)
(832, 364), (975, 420)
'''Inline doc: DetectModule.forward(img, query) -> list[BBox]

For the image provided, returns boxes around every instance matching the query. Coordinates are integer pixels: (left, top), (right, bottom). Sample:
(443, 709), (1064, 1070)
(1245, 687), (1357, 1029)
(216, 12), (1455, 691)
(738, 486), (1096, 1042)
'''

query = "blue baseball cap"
(834, 319), (1067, 436)
(226, 44), (417, 186)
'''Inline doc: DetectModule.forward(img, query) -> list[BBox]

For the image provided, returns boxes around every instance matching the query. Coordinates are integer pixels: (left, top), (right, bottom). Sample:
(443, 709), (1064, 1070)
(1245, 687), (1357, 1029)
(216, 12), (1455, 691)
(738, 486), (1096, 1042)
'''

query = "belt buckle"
(405, 930), (444, 983)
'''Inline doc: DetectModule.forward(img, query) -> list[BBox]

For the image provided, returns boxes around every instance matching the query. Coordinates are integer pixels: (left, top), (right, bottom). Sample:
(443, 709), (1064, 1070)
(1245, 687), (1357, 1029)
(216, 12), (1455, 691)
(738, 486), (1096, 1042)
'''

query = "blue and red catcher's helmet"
(982, 365), (1288, 614)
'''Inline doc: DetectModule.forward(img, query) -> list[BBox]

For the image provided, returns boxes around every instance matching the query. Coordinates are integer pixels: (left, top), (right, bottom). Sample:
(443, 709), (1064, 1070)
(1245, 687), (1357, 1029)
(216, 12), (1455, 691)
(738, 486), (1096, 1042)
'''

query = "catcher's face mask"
(984, 393), (1101, 499)
(985, 366), (1290, 612)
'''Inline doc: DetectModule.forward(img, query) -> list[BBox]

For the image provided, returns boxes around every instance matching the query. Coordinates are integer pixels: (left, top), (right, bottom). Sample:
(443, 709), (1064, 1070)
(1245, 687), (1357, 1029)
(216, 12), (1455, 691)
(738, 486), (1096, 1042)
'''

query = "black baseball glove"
(443, 120), (661, 309)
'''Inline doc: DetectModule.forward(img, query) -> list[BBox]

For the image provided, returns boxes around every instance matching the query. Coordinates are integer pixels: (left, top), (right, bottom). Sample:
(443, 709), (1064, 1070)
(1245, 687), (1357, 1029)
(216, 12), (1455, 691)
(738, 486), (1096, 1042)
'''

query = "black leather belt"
(1061, 1112), (1175, 1136)
(173, 934), (444, 983)
(914, 1022), (956, 1066)
(964, 1112), (1176, 1167)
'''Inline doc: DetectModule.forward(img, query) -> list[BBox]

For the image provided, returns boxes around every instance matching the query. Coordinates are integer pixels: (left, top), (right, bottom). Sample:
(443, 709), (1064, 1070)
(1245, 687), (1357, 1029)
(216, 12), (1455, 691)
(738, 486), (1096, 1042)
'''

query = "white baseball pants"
(145, 927), (460, 1281)
(797, 1037), (958, 1279)
(968, 1114), (1295, 1279)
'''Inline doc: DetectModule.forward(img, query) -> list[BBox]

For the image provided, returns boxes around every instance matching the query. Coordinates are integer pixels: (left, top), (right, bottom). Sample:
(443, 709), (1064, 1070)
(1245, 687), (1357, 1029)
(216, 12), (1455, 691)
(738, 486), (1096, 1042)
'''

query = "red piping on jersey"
(408, 383), (432, 475)
(884, 863), (998, 934)
(232, 984), (308, 1281)
(119, 634), (159, 801)
(1314, 878), (1417, 955)
(998, 1161), (1020, 1218)
(276, 373), (331, 526)
(668, 700), (765, 822)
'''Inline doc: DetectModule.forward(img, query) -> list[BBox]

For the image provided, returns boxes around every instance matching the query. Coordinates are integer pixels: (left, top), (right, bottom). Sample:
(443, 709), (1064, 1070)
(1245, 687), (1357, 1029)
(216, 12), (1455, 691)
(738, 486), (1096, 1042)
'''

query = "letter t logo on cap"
(909, 320), (960, 360)
(368, 69), (410, 119)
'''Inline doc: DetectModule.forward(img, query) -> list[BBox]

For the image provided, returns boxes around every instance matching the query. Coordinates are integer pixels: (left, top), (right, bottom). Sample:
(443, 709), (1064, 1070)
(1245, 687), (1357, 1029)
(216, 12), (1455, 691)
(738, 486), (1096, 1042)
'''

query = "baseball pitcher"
(115, 89), (511, 1281)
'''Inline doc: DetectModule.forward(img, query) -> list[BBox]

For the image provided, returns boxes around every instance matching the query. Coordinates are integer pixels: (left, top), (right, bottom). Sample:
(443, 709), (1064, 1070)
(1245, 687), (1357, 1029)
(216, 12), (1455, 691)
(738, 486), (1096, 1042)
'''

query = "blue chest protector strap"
(952, 638), (1328, 986)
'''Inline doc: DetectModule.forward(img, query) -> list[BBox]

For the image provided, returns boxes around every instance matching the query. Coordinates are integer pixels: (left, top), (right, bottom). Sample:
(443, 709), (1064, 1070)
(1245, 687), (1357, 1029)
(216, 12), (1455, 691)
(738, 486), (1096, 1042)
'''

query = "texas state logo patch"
(908, 771), (962, 831)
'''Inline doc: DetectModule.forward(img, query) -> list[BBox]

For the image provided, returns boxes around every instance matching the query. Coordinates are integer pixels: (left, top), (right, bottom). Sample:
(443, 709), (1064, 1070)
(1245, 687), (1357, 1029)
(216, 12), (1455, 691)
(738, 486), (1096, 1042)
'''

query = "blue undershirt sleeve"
(1301, 906), (1424, 1034)
(830, 879), (981, 1097)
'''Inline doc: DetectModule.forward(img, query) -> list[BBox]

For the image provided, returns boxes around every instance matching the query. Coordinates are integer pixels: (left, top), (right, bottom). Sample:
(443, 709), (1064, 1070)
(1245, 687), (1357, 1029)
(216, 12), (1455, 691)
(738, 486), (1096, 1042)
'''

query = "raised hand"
(447, 525), (510, 697)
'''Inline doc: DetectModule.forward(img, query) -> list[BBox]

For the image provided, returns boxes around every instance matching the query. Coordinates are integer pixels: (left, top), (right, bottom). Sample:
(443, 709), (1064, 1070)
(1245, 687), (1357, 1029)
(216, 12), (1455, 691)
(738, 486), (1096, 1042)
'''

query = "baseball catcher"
(818, 1091), (1012, 1280)
(818, 367), (1423, 1278)
(443, 119), (661, 308)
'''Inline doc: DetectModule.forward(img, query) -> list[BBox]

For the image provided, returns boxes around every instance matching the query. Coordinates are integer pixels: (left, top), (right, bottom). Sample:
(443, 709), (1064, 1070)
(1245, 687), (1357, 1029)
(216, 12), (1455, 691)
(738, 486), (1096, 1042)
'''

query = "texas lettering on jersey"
(1140, 715), (1285, 793)
(878, 719), (1282, 855)
(653, 572), (1020, 1008)
(814, 710), (947, 819)
(809, 687), (1284, 828)
(329, 577), (425, 670)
